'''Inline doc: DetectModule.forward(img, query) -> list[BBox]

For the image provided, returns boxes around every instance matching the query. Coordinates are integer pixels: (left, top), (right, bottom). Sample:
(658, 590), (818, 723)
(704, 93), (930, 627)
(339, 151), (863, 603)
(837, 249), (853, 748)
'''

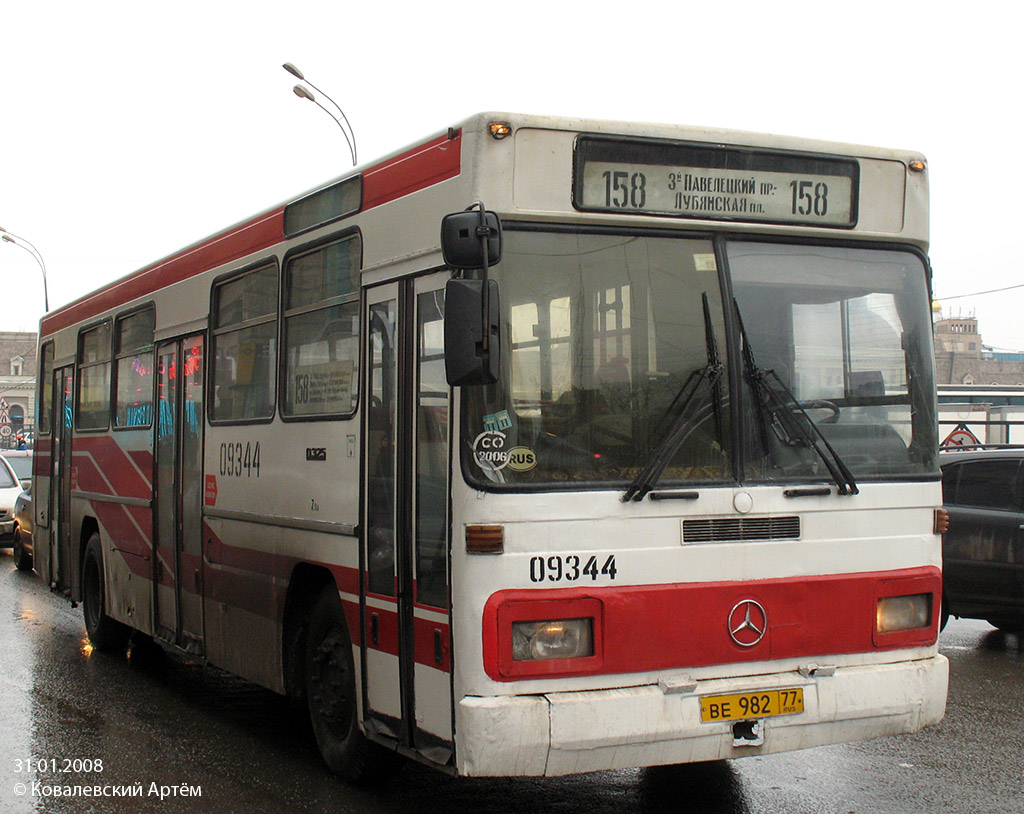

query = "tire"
(81, 533), (131, 652)
(12, 527), (33, 572)
(306, 586), (392, 783)
(986, 617), (1023, 633)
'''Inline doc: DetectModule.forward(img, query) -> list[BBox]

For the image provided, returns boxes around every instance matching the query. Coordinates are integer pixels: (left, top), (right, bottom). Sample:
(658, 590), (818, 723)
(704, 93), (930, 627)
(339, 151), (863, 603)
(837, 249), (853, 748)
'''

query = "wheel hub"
(310, 628), (353, 733)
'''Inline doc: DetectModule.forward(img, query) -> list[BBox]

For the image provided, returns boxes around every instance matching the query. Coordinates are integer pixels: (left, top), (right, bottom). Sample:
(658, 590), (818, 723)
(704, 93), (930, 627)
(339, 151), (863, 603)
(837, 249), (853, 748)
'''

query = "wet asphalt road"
(1, 548), (1021, 814)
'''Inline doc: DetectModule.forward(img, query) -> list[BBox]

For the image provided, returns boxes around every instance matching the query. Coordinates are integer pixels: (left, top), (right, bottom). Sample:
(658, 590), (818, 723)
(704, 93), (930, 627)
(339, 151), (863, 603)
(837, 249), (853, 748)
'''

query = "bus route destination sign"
(574, 135), (859, 228)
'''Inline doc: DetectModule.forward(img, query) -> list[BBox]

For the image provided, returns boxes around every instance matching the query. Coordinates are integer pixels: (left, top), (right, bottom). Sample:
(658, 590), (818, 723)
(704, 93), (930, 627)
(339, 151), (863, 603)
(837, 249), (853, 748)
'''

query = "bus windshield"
(461, 228), (938, 490)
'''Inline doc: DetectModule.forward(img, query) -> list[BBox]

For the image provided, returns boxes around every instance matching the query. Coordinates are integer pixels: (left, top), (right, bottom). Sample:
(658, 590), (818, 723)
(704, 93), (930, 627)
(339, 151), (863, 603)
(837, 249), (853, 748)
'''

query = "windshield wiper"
(622, 293), (724, 502)
(734, 300), (858, 496)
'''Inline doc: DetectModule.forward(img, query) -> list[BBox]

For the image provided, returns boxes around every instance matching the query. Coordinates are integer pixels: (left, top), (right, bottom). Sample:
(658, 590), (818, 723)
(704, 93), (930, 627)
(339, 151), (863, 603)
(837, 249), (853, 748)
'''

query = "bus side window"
(113, 307), (155, 429)
(282, 235), (361, 419)
(76, 321), (112, 431)
(210, 263), (279, 423)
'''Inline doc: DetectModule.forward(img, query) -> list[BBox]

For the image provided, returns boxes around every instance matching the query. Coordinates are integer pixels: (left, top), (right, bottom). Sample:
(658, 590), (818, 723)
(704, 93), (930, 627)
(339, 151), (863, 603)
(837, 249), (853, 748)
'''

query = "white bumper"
(456, 655), (948, 777)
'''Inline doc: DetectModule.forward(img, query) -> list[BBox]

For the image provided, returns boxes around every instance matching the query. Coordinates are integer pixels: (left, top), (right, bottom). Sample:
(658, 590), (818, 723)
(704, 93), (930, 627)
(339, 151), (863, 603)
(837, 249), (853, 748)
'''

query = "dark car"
(940, 447), (1024, 631)
(12, 486), (32, 572)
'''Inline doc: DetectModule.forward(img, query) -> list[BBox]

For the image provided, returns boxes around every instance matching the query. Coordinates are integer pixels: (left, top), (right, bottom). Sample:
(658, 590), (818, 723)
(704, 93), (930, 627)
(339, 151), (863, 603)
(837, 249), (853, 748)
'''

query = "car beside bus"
(940, 447), (1024, 631)
(1, 455), (24, 545)
(12, 486), (33, 571)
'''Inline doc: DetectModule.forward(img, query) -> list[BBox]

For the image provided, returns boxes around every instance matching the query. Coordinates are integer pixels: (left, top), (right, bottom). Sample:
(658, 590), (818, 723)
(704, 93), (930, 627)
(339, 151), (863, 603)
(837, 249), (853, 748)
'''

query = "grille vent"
(683, 516), (800, 543)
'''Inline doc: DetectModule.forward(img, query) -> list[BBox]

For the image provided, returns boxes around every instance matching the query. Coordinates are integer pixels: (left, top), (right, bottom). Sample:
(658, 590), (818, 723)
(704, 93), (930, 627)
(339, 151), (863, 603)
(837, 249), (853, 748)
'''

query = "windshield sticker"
(506, 446), (538, 472)
(473, 430), (510, 473)
(694, 253), (717, 272)
(482, 410), (513, 432)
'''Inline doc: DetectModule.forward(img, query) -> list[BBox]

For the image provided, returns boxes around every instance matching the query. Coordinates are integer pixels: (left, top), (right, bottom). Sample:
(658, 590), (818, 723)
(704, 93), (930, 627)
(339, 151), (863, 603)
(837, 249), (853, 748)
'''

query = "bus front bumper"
(456, 654), (948, 777)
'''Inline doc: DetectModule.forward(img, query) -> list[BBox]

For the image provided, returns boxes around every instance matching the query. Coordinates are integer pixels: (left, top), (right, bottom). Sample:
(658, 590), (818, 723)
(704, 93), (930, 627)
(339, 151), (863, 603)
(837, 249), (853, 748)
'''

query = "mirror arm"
(466, 201), (493, 353)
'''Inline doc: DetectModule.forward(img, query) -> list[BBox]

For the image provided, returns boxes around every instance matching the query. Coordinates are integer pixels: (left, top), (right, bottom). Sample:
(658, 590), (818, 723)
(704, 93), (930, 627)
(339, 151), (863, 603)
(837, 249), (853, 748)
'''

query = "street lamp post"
(0, 227), (49, 312)
(283, 62), (357, 166)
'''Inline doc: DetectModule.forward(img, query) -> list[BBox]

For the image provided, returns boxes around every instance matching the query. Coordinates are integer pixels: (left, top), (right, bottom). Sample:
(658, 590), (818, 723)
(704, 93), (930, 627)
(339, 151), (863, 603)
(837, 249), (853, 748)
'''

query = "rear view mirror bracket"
(441, 203), (502, 386)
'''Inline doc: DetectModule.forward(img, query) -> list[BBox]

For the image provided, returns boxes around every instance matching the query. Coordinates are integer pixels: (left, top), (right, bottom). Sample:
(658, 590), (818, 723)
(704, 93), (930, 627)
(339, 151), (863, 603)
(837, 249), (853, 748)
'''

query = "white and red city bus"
(32, 113), (947, 780)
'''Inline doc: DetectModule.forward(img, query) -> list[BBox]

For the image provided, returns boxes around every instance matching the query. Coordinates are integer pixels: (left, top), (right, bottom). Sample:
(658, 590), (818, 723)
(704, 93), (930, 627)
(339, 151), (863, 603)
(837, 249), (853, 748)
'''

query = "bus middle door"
(49, 365), (74, 593)
(153, 335), (205, 653)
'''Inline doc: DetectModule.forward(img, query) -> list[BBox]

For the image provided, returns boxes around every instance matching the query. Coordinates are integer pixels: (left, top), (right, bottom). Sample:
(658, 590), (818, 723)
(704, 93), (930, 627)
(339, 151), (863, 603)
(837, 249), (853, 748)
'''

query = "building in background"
(0, 331), (37, 448)
(933, 310), (1024, 445)
(933, 311), (1024, 386)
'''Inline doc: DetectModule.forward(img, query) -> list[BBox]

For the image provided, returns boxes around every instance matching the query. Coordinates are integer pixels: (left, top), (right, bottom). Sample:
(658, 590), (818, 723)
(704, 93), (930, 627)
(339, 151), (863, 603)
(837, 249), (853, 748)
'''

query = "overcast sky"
(2, 3), (1020, 349)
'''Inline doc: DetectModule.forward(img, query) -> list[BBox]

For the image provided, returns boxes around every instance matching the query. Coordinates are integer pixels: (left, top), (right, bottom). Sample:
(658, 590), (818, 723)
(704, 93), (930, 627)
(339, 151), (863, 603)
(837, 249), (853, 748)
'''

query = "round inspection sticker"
(472, 430), (510, 472)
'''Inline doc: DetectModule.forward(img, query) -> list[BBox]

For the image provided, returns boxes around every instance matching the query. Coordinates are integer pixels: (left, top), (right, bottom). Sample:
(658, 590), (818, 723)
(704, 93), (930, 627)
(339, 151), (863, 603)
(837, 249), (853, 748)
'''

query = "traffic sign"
(942, 423), (981, 448)
(0, 396), (10, 438)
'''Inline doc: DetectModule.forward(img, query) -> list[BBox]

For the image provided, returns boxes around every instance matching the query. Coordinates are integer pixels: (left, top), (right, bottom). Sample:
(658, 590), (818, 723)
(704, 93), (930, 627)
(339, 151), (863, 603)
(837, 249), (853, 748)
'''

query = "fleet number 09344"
(219, 441), (261, 478)
(530, 554), (618, 583)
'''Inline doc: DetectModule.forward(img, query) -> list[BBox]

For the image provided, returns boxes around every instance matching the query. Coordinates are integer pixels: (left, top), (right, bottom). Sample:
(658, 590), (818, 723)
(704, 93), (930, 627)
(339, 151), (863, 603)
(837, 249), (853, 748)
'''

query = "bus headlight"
(512, 618), (593, 661)
(877, 594), (931, 633)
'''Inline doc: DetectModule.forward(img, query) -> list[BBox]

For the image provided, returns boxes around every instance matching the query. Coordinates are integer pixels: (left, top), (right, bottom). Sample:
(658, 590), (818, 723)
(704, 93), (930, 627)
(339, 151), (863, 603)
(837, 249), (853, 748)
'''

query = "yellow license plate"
(699, 688), (804, 723)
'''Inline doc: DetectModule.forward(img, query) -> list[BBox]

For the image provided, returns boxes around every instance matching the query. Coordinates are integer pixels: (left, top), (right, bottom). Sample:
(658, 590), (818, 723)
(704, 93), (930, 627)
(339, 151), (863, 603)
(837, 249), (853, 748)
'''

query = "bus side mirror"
(445, 278), (500, 386)
(441, 210), (502, 269)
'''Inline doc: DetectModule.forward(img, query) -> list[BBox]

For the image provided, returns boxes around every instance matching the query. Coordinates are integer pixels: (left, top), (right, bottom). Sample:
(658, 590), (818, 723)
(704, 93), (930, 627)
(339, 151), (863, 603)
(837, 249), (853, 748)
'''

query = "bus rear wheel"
(82, 533), (131, 652)
(306, 585), (391, 784)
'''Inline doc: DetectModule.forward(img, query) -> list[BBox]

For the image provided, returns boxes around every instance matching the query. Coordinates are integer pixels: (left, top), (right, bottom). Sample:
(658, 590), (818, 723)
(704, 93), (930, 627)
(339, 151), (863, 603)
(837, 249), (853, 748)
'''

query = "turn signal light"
(466, 524), (503, 554)
(489, 122), (512, 139)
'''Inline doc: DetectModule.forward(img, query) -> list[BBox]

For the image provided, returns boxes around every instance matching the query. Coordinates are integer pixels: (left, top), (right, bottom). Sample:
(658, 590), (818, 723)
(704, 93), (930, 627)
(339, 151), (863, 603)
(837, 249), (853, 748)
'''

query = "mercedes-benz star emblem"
(728, 599), (768, 647)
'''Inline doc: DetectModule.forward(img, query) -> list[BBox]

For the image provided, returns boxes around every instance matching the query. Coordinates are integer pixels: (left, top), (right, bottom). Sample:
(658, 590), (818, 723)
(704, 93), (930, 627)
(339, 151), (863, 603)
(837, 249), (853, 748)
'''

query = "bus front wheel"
(81, 533), (131, 652)
(306, 585), (392, 783)
(12, 526), (32, 572)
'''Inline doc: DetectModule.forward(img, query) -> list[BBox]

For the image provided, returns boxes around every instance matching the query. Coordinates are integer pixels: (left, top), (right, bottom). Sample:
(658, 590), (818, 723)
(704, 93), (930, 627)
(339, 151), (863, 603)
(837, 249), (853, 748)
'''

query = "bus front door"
(153, 335), (205, 653)
(363, 274), (454, 765)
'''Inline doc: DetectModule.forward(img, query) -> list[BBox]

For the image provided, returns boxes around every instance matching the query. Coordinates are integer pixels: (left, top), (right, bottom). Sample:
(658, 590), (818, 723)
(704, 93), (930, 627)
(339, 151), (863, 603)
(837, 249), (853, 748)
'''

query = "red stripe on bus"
(482, 567), (942, 681)
(90, 501), (152, 564)
(127, 449), (155, 475)
(200, 523), (374, 652)
(361, 605), (451, 673)
(89, 508), (448, 670)
(362, 130), (461, 211)
(40, 132), (461, 336)
(33, 442), (51, 478)
(41, 210), (285, 336)
(72, 436), (153, 497)
(137, 522), (450, 671)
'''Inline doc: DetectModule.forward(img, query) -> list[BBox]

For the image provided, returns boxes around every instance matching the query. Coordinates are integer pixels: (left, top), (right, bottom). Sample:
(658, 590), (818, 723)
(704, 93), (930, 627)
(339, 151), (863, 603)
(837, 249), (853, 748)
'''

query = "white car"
(1, 450), (32, 490)
(0, 455), (23, 545)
